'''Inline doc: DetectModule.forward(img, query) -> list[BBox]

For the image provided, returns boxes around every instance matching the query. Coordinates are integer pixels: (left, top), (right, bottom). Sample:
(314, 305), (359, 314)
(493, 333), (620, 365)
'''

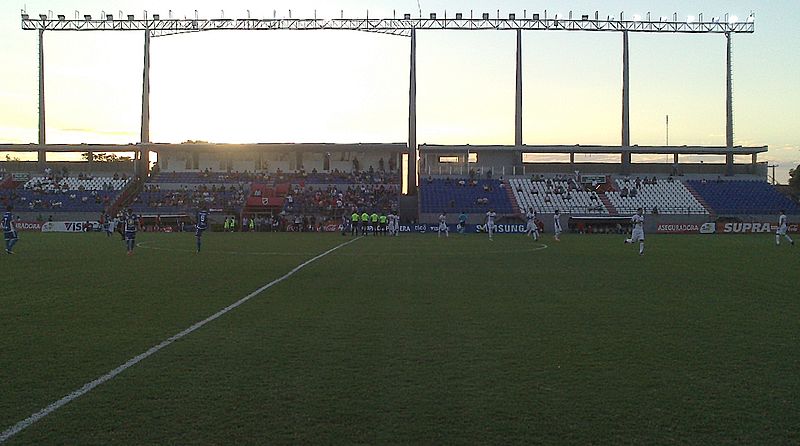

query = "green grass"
(0, 232), (798, 445)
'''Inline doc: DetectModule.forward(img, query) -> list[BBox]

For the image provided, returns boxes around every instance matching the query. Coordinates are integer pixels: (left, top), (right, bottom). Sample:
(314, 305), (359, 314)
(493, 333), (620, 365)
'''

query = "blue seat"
(687, 180), (800, 214)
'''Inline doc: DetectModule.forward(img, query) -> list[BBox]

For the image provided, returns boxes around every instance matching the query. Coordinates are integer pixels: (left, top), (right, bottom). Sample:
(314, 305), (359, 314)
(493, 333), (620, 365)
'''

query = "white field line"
(0, 236), (362, 444)
(136, 241), (549, 257)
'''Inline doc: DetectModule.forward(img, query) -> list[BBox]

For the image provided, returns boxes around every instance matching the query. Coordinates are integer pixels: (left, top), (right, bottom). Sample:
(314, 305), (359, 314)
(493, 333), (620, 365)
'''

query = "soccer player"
(776, 210), (794, 246)
(3, 206), (18, 254)
(485, 209), (496, 240)
(457, 211), (467, 234)
(123, 209), (139, 255)
(196, 207), (209, 253)
(386, 212), (395, 236)
(525, 207), (539, 241)
(107, 213), (117, 237)
(438, 212), (449, 238)
(553, 210), (562, 242)
(624, 207), (646, 255)
(390, 212), (400, 236)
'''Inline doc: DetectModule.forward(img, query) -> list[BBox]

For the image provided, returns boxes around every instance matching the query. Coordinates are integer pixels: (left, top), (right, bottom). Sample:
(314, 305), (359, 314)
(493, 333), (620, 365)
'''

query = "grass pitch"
(0, 232), (798, 445)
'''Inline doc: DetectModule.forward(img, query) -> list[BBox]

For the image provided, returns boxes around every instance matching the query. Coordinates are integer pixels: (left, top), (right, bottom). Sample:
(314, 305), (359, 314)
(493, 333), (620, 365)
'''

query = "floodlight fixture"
(58, 14), (65, 20)
(106, 14), (113, 21)
(509, 13), (515, 20)
(127, 14), (134, 21)
(403, 13), (411, 19)
(152, 14), (159, 20)
(455, 13), (462, 19)
(482, 12), (489, 20)
(39, 14), (47, 20)
(430, 13), (436, 19)
(84, 14), (91, 20)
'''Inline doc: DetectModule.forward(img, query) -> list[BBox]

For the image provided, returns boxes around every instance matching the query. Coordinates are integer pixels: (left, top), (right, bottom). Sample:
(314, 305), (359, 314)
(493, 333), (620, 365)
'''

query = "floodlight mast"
(21, 12), (756, 184)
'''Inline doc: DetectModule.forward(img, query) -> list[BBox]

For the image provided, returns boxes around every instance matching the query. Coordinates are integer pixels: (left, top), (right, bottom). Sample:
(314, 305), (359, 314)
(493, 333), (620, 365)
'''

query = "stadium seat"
(687, 180), (800, 214)
(420, 179), (513, 214)
(509, 178), (608, 215)
(606, 178), (707, 215)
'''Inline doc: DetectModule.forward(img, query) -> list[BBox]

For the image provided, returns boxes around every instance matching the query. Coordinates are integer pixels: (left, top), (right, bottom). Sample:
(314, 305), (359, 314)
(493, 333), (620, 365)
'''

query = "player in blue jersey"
(195, 207), (209, 253)
(3, 206), (19, 254)
(123, 209), (139, 255)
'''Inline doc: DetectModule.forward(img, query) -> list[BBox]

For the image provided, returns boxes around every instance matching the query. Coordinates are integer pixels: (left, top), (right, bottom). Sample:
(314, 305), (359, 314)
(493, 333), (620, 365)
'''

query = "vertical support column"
(725, 32), (734, 176)
(621, 31), (631, 174)
(514, 29), (523, 166)
(139, 30), (151, 177)
(515, 30), (523, 146)
(38, 29), (46, 166)
(406, 28), (417, 195)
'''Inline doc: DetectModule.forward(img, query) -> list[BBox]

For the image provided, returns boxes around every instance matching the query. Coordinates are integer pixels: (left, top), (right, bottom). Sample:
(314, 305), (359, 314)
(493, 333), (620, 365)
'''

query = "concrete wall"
(1, 161), (135, 174)
(158, 150), (401, 174)
(418, 154), (768, 180)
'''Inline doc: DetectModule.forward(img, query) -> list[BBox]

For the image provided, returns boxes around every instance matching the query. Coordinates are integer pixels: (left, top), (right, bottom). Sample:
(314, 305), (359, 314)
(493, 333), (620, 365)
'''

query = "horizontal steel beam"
(21, 16), (755, 34)
(0, 143), (408, 153)
(419, 144), (768, 155)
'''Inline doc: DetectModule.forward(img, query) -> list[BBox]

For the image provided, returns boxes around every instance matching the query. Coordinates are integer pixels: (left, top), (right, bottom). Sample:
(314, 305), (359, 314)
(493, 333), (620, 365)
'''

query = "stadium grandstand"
(2, 144), (797, 235)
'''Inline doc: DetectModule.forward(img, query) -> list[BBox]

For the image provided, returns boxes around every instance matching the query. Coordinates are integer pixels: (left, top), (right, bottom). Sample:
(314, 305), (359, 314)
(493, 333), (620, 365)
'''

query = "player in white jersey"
(438, 212), (449, 238)
(485, 209), (497, 240)
(553, 210), (562, 241)
(387, 212), (396, 236)
(775, 210), (794, 246)
(524, 207), (539, 241)
(624, 207), (646, 255)
(392, 212), (401, 236)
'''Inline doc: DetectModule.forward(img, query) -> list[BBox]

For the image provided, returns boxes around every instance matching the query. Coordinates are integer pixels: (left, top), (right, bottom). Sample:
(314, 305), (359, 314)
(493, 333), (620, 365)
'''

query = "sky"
(0, 0), (798, 182)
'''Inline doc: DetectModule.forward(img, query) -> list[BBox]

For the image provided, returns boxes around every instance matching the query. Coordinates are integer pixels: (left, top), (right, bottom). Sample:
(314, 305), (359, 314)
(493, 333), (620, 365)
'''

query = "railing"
(612, 206), (709, 215)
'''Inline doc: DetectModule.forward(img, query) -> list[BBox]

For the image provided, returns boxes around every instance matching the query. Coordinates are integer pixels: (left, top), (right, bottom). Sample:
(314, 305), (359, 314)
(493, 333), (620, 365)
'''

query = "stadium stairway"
(112, 176), (144, 214)
(683, 182), (715, 218)
(504, 179), (520, 214)
(0, 176), (16, 189)
(598, 193), (619, 216)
